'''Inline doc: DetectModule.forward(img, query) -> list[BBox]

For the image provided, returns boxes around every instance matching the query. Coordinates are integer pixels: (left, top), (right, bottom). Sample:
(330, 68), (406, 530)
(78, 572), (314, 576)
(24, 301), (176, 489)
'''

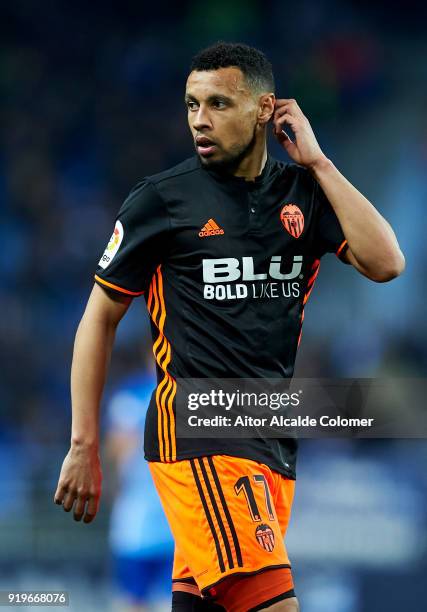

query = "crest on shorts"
(280, 204), (304, 239)
(255, 524), (275, 552)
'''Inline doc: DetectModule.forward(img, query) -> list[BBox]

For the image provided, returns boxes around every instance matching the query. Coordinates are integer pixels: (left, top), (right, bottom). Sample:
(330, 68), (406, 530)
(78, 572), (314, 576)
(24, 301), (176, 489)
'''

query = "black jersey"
(95, 155), (348, 478)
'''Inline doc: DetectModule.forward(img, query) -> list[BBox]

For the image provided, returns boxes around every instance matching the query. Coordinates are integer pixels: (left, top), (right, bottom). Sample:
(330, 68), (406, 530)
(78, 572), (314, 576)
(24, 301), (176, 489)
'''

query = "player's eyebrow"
(185, 93), (234, 104)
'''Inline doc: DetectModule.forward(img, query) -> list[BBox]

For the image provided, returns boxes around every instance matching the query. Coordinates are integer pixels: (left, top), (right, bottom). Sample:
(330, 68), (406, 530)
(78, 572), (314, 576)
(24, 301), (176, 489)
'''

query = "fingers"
(54, 484), (100, 523)
(276, 129), (293, 147)
(54, 484), (66, 506)
(73, 495), (87, 522)
(83, 495), (100, 524)
(272, 112), (298, 157)
(61, 491), (74, 512)
(274, 106), (296, 121)
(273, 99), (306, 127)
(65, 491), (99, 522)
(54, 449), (102, 524)
(274, 98), (301, 111)
(273, 112), (295, 136)
(75, 489), (101, 523)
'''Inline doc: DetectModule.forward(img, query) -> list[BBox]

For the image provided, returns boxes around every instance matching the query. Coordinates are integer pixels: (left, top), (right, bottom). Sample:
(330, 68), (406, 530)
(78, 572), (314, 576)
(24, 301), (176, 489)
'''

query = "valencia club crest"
(280, 204), (304, 239)
(255, 524), (275, 552)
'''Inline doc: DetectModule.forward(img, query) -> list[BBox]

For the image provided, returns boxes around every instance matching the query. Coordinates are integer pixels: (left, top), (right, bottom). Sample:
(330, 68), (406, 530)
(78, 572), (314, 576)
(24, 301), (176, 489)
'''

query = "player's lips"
(195, 136), (217, 156)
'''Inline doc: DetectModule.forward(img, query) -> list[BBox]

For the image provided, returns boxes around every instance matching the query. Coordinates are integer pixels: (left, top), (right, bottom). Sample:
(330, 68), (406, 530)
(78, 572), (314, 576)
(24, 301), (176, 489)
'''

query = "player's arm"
(308, 157), (405, 281)
(54, 284), (132, 523)
(273, 98), (405, 282)
(54, 179), (168, 522)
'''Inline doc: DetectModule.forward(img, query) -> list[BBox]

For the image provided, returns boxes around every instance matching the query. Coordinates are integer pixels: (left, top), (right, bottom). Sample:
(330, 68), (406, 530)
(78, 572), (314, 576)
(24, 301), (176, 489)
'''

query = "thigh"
(149, 455), (295, 596)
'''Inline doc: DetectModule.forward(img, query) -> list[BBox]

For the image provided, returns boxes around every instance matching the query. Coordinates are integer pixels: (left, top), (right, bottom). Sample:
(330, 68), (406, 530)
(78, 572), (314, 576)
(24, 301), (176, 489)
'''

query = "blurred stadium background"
(1, 1), (427, 610)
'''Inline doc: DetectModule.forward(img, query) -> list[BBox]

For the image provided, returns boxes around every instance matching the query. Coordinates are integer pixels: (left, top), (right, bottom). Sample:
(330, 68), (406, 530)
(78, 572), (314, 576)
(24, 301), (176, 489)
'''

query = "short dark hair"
(190, 41), (275, 94)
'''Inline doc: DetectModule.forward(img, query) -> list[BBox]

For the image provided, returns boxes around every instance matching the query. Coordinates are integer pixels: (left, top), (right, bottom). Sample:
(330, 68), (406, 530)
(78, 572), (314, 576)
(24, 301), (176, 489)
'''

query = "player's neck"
(233, 144), (268, 182)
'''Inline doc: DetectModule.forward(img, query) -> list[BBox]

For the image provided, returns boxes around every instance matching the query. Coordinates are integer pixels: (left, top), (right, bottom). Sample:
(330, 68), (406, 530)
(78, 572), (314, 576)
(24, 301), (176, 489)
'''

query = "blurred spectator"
(105, 362), (174, 612)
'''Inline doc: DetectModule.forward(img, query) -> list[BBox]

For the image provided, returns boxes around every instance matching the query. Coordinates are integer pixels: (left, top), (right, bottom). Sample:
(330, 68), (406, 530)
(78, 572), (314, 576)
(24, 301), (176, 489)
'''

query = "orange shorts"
(149, 454), (295, 595)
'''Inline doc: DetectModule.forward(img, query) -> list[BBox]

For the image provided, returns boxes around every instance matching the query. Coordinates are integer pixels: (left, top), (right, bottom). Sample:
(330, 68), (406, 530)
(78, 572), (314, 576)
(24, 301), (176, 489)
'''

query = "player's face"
(185, 67), (262, 170)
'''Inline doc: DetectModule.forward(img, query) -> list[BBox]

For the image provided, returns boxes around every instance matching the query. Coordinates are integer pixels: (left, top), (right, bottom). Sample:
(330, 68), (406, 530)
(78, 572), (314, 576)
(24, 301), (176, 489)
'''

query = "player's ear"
(257, 93), (275, 125)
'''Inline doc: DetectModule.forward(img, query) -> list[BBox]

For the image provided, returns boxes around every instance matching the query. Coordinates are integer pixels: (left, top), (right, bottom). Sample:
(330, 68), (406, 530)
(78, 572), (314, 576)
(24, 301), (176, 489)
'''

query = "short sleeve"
(94, 181), (169, 296)
(314, 181), (349, 261)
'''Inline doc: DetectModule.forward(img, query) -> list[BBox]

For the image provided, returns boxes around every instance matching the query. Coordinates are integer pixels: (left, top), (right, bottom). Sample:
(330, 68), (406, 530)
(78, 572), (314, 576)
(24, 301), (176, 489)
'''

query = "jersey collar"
(199, 154), (274, 188)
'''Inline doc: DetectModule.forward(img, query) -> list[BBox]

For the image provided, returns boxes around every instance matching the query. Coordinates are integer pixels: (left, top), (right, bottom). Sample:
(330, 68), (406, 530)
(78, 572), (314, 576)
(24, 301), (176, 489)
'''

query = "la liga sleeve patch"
(98, 220), (124, 269)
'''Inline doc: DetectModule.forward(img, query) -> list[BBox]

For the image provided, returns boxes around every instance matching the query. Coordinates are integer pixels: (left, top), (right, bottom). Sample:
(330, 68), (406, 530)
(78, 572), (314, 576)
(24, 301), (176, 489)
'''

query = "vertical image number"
(234, 474), (275, 522)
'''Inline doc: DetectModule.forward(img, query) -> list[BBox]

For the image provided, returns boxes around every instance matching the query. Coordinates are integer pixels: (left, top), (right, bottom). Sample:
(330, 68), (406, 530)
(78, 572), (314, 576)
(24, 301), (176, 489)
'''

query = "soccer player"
(54, 42), (405, 611)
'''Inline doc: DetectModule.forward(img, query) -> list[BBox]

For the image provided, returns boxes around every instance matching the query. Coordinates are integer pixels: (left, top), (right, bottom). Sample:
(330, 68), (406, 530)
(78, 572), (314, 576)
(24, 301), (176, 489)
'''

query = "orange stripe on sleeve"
(336, 239), (348, 258)
(147, 280), (153, 311)
(306, 265), (320, 288)
(94, 275), (144, 296)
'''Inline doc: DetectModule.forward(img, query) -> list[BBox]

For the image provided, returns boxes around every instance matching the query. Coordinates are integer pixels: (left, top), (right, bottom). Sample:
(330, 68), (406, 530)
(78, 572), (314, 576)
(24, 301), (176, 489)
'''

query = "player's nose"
(192, 105), (212, 131)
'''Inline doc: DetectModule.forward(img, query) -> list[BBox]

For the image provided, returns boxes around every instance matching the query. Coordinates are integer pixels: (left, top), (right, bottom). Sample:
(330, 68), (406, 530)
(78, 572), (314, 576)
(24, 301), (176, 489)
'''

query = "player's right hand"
(54, 444), (102, 523)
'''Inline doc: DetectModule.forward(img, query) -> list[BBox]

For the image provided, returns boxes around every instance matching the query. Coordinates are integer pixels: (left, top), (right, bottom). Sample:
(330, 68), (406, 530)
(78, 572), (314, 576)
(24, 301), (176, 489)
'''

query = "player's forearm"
(70, 313), (117, 449)
(310, 157), (405, 281)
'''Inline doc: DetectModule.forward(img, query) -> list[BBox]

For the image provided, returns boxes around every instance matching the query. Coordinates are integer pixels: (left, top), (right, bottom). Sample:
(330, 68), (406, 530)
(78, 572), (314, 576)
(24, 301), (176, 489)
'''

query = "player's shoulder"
(125, 156), (200, 207)
(271, 157), (317, 192)
(145, 155), (201, 187)
(272, 158), (314, 181)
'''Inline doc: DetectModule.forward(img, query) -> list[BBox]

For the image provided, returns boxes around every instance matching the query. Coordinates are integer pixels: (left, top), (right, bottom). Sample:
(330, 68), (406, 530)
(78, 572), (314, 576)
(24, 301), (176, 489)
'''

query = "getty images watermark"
(175, 378), (427, 439)
(186, 388), (373, 429)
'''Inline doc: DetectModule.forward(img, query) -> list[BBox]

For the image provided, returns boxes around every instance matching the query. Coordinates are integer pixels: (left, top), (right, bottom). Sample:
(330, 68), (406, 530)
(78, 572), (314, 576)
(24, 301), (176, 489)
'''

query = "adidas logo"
(199, 218), (224, 237)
